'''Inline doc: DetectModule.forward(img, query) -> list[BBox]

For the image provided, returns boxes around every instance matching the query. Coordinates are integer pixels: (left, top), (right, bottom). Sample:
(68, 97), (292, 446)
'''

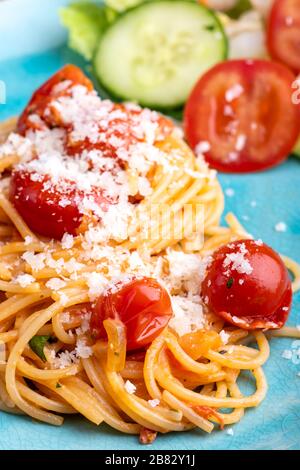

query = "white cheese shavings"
(226, 428), (234, 436)
(235, 134), (246, 151)
(124, 380), (136, 395)
(15, 274), (35, 288)
(86, 272), (107, 300)
(53, 350), (79, 369)
(148, 399), (160, 408)
(61, 233), (74, 250)
(24, 236), (33, 245)
(223, 243), (253, 275)
(282, 350), (292, 360)
(75, 338), (92, 359)
(22, 252), (46, 271)
(225, 188), (235, 197)
(195, 141), (211, 155)
(225, 84), (244, 102)
(46, 278), (67, 291)
(220, 330), (230, 345)
(275, 222), (287, 233)
(170, 295), (205, 337)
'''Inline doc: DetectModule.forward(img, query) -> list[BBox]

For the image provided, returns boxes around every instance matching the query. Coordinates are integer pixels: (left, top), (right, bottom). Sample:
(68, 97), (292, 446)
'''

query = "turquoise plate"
(0, 0), (299, 451)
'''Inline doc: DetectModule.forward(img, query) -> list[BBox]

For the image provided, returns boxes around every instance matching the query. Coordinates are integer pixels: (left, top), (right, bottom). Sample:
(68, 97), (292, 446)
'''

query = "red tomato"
(184, 59), (300, 173)
(201, 239), (292, 329)
(267, 0), (300, 72)
(90, 277), (173, 351)
(65, 104), (175, 159)
(10, 170), (109, 239)
(17, 64), (94, 135)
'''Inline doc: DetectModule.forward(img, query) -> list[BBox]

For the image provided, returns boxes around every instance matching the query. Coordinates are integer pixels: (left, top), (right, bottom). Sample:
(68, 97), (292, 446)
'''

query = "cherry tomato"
(267, 0), (300, 72)
(201, 239), (292, 329)
(90, 277), (173, 351)
(65, 103), (175, 159)
(10, 170), (109, 239)
(17, 64), (94, 135)
(184, 59), (300, 173)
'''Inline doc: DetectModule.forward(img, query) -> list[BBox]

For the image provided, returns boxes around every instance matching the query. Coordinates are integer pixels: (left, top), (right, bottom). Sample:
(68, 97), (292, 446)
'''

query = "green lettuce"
(228, 0), (252, 19)
(105, 0), (144, 12)
(60, 1), (108, 60)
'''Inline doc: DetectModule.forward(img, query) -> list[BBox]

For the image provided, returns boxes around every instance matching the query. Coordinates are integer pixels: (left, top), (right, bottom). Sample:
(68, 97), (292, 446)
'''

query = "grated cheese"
(170, 295), (205, 337)
(75, 338), (92, 359)
(148, 399), (160, 408)
(15, 274), (35, 288)
(223, 243), (253, 275)
(225, 84), (244, 102)
(61, 233), (74, 249)
(124, 380), (136, 395)
(45, 278), (67, 291)
(225, 188), (235, 197)
(282, 350), (292, 360)
(22, 252), (46, 271)
(219, 330), (230, 345)
(274, 222), (287, 233)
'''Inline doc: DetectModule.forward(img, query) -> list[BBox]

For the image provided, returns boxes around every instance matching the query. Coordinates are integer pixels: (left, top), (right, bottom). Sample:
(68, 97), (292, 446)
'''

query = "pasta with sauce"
(0, 65), (299, 443)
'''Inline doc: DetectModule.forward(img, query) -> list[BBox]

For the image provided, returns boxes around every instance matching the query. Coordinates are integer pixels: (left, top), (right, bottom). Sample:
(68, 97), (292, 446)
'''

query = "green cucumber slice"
(95, 0), (227, 108)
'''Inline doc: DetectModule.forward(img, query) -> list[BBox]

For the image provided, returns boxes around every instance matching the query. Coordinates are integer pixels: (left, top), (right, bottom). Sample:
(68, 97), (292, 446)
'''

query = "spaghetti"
(0, 66), (299, 443)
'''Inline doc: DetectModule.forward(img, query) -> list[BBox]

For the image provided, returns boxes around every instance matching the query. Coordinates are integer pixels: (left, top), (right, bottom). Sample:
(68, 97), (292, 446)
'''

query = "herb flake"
(29, 335), (51, 362)
(226, 277), (234, 289)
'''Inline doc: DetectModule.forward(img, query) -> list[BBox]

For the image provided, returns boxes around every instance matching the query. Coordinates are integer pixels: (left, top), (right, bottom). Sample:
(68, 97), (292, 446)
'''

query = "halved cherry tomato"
(90, 277), (173, 351)
(267, 0), (300, 72)
(184, 59), (300, 173)
(10, 170), (109, 239)
(17, 64), (94, 135)
(201, 239), (292, 329)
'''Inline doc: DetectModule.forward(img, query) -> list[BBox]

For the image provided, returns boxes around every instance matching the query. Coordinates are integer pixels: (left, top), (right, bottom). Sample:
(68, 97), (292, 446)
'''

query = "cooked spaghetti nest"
(0, 116), (299, 440)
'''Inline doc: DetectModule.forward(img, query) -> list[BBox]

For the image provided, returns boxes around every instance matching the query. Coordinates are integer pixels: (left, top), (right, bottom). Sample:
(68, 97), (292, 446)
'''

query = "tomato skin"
(90, 277), (173, 351)
(17, 64), (94, 135)
(10, 170), (109, 240)
(184, 59), (300, 173)
(202, 240), (292, 329)
(267, 0), (300, 72)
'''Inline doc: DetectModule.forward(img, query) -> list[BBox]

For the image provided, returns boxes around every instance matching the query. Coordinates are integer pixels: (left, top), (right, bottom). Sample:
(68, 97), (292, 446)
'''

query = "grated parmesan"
(124, 380), (136, 395)
(15, 274), (35, 288)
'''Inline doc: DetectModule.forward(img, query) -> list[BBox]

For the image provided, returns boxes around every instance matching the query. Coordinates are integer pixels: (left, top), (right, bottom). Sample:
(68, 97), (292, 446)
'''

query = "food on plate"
(0, 65), (299, 443)
(95, 1), (227, 108)
(60, 0), (300, 175)
(184, 59), (300, 173)
(220, 10), (267, 59)
(59, 2), (109, 60)
(202, 240), (292, 329)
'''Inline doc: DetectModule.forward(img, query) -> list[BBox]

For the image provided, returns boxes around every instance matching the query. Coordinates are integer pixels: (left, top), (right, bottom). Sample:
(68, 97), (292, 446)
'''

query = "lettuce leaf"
(105, 0), (144, 12)
(228, 0), (252, 19)
(60, 1), (108, 60)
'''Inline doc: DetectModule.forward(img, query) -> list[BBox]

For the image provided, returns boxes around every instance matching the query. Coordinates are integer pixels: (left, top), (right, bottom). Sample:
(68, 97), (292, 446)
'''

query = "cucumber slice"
(95, 0), (227, 108)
